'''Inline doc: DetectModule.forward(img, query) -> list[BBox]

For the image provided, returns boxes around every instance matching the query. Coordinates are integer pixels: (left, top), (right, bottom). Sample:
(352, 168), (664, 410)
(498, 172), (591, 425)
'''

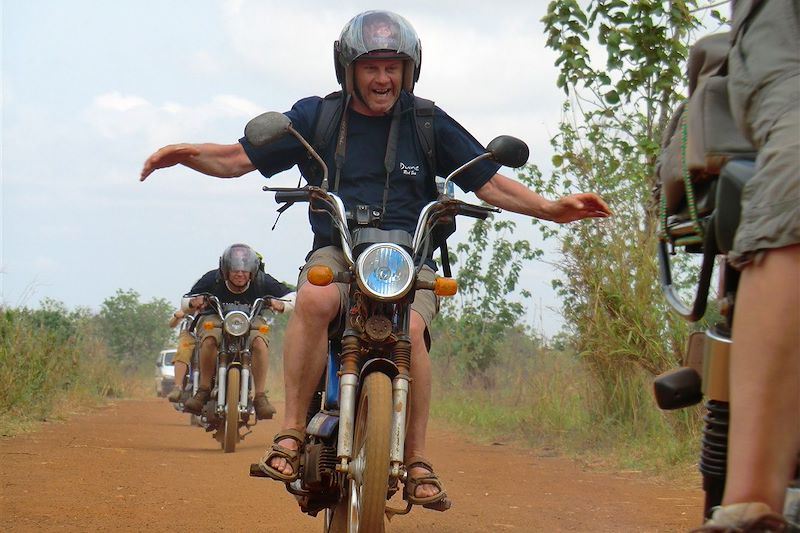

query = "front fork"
(215, 350), (252, 415)
(336, 336), (360, 470)
(390, 339), (412, 478)
(335, 336), (411, 481)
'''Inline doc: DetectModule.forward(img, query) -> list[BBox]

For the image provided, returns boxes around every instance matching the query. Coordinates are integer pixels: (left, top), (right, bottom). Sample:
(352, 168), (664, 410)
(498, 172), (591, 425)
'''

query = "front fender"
(360, 358), (398, 381)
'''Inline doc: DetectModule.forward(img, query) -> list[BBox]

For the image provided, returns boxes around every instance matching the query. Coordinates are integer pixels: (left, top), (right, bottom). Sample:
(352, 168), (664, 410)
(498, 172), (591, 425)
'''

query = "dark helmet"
(334, 10), (422, 96)
(219, 243), (260, 280)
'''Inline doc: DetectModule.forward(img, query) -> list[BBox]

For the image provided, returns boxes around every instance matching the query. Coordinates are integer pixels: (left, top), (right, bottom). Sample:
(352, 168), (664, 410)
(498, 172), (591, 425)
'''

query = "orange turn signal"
(203, 321), (215, 330)
(433, 277), (458, 296)
(259, 324), (270, 334)
(307, 265), (334, 286)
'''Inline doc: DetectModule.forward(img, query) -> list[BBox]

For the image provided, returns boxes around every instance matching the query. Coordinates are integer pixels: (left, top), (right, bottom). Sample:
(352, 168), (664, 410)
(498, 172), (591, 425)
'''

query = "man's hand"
(140, 144), (201, 181)
(270, 299), (286, 313)
(547, 193), (612, 223)
(188, 295), (207, 311)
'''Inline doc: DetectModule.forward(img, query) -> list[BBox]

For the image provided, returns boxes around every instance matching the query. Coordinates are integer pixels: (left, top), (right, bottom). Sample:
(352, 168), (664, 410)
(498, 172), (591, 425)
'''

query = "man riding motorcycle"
(181, 243), (295, 420)
(140, 10), (611, 506)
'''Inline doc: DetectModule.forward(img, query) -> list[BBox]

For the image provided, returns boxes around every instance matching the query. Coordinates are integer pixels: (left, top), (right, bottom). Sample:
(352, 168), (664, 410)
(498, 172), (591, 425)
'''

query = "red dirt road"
(1, 399), (703, 532)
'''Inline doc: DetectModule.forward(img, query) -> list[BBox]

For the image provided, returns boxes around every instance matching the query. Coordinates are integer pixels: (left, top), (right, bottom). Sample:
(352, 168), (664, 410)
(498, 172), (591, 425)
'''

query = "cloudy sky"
(2, 0), (582, 335)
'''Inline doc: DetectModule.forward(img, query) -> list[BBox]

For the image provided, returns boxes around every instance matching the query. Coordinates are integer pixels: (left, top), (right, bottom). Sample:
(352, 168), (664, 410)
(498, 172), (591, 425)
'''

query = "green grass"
(0, 308), (127, 436)
(430, 340), (701, 479)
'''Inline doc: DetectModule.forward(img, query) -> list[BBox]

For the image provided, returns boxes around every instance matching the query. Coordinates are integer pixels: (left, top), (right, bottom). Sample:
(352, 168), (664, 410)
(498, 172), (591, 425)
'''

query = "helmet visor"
(338, 11), (420, 67)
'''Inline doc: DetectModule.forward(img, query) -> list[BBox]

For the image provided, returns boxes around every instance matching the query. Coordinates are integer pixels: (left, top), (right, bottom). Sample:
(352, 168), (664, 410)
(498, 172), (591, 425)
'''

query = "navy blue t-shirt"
(240, 91), (500, 248)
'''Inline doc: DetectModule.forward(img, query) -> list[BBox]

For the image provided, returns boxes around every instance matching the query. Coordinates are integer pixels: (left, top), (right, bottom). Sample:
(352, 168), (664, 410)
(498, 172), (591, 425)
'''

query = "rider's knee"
(251, 336), (268, 357)
(409, 312), (429, 351)
(296, 283), (340, 323)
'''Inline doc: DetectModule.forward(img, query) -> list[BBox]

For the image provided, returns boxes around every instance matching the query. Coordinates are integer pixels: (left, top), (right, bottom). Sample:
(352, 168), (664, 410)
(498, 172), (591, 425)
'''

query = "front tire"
(223, 367), (241, 453)
(342, 372), (392, 533)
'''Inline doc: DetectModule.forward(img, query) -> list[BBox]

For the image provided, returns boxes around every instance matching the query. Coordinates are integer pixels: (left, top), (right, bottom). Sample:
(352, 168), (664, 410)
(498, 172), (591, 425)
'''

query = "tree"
(528, 0), (722, 421)
(97, 289), (173, 373)
(434, 212), (540, 379)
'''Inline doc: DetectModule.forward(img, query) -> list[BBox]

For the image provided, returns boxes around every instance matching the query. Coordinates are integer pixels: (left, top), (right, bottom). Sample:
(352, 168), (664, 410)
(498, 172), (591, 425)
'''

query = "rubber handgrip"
(274, 190), (310, 203)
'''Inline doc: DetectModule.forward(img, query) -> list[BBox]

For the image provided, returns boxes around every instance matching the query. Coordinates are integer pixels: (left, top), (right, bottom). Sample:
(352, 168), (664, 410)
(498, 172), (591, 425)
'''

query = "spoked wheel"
(328, 371), (392, 533)
(223, 367), (241, 453)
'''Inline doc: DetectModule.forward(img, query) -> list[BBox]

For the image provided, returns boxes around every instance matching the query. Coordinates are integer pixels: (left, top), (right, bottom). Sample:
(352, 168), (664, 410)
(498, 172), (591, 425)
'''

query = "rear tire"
(223, 367), (240, 453)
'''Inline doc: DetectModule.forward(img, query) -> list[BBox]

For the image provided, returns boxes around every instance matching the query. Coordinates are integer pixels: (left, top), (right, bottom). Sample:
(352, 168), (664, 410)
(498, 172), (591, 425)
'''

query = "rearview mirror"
(244, 111), (292, 147)
(486, 135), (529, 168)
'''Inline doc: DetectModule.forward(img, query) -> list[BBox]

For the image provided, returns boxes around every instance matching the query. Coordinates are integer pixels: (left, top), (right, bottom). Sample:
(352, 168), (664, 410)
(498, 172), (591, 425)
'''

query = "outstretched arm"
(167, 309), (185, 329)
(474, 173), (611, 223)
(140, 142), (256, 181)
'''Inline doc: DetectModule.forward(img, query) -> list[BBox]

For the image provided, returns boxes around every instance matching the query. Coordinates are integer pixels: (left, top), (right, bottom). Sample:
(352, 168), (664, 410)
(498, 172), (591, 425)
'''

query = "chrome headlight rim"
(355, 243), (415, 301)
(223, 310), (250, 336)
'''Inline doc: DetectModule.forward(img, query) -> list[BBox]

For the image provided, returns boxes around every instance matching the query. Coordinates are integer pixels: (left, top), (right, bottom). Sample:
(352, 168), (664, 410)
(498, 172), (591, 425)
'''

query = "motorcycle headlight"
(356, 243), (414, 300)
(223, 311), (250, 336)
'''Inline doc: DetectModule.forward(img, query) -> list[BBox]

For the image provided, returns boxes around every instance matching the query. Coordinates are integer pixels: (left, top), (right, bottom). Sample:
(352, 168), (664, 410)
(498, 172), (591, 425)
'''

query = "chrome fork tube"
(337, 372), (359, 466)
(217, 365), (228, 412)
(390, 374), (410, 472)
(239, 367), (250, 411)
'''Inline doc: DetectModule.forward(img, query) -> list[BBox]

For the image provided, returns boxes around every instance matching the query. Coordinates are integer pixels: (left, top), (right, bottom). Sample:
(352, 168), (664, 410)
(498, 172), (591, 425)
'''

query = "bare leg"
(268, 283), (340, 476)
(198, 337), (217, 390)
(167, 361), (189, 401)
(173, 361), (188, 389)
(724, 244), (800, 510)
(251, 337), (268, 395)
(404, 311), (439, 499)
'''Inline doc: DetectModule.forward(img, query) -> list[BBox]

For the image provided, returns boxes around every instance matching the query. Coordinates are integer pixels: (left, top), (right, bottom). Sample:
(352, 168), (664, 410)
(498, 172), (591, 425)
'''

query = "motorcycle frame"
(655, 159), (760, 518)
(192, 295), (271, 426)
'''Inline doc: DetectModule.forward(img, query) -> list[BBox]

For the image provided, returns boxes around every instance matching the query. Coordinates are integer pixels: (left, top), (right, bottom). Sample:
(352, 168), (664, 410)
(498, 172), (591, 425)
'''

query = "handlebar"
(458, 202), (496, 220)
(274, 190), (311, 204)
(185, 294), (275, 320)
(266, 187), (499, 267)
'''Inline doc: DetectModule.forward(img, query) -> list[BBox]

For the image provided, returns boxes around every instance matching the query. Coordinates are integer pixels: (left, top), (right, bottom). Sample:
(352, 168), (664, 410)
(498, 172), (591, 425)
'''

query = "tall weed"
(0, 306), (125, 435)
(430, 326), (701, 476)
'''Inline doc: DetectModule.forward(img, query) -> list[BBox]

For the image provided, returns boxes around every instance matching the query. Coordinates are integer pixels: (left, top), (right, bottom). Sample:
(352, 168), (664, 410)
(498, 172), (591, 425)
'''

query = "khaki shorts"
(727, 0), (800, 268)
(196, 314), (270, 348)
(174, 330), (196, 365)
(297, 246), (440, 341)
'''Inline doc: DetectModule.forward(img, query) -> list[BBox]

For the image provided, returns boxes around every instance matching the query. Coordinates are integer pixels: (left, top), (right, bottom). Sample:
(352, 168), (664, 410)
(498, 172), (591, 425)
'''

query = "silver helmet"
(219, 243), (260, 280)
(334, 10), (422, 96)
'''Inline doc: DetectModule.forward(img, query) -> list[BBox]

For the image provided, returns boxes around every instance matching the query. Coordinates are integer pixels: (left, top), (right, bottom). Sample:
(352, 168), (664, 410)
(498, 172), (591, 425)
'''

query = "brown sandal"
(255, 428), (305, 482)
(404, 456), (451, 510)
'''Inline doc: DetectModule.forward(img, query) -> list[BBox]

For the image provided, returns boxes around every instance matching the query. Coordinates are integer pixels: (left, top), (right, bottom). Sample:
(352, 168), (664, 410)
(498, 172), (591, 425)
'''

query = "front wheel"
(223, 367), (241, 453)
(334, 371), (392, 533)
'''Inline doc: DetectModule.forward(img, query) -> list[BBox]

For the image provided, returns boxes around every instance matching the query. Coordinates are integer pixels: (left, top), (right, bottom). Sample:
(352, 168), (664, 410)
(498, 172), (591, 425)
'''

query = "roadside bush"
(0, 302), (124, 435)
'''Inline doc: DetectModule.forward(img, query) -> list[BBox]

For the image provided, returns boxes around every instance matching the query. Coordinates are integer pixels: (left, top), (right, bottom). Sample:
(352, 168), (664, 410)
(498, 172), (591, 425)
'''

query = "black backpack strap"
(311, 91), (346, 188)
(413, 96), (453, 276)
(273, 91), (344, 230)
(312, 91), (345, 154)
(413, 96), (436, 178)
